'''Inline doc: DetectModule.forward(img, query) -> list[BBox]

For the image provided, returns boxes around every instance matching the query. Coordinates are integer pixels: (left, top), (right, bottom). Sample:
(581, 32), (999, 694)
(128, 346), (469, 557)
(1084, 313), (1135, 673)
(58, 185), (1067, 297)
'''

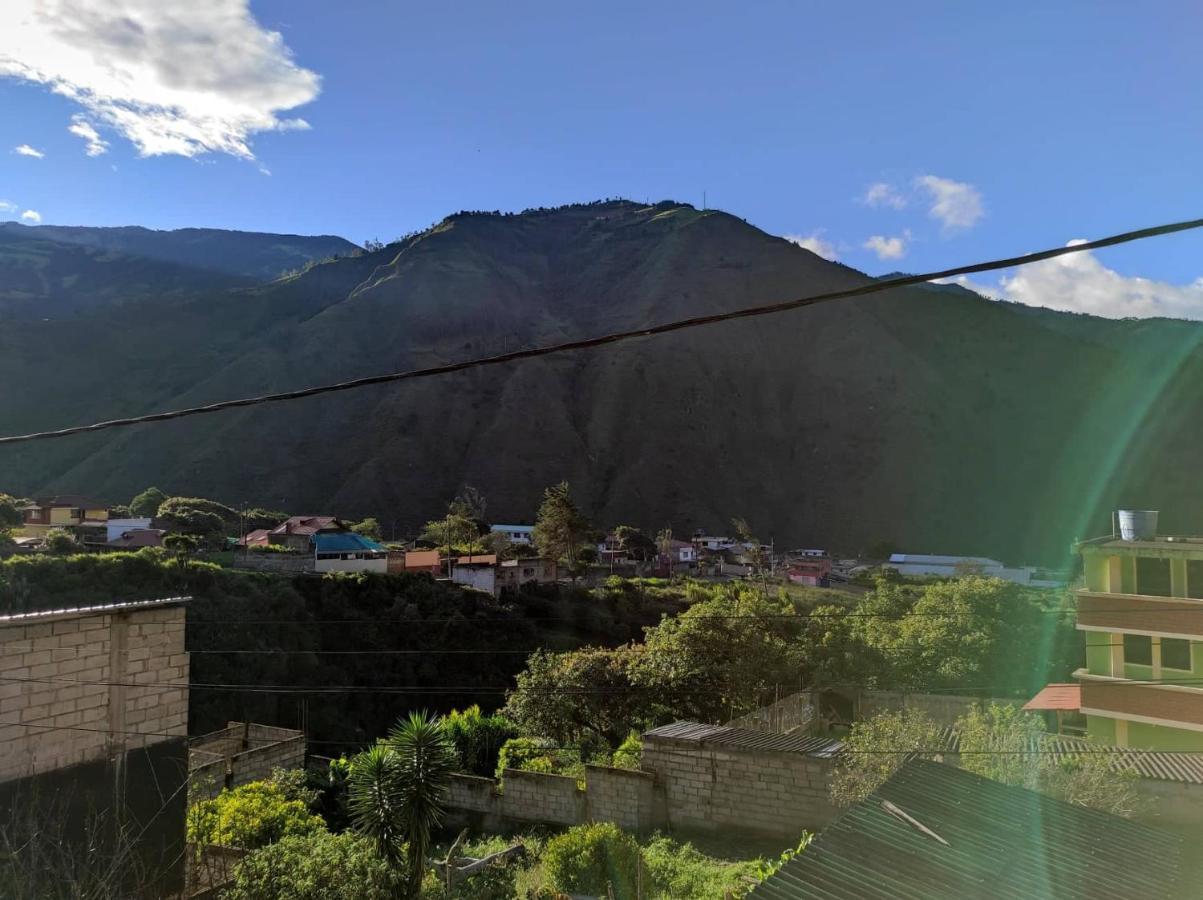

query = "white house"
(104, 517), (154, 542)
(490, 524), (534, 545)
(451, 561), (497, 595)
(692, 534), (736, 551)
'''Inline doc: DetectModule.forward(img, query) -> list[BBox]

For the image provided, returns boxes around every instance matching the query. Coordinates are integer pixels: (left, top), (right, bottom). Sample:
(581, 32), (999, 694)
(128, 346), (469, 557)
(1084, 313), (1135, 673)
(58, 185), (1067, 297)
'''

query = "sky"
(1, 0), (1202, 319)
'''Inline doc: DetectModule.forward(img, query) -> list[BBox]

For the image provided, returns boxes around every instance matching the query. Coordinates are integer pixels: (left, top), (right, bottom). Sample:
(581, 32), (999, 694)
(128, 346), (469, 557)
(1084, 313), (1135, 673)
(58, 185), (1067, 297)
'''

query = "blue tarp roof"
(313, 532), (386, 553)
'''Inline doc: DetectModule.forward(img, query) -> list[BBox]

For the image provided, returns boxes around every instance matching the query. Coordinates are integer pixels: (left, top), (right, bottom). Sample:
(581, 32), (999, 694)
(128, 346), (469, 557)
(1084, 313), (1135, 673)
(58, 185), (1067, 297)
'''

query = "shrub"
(186, 779), (325, 850)
(642, 835), (762, 899)
(224, 831), (401, 900)
(442, 705), (520, 777)
(542, 823), (642, 898)
(496, 737), (581, 780)
(610, 730), (641, 770)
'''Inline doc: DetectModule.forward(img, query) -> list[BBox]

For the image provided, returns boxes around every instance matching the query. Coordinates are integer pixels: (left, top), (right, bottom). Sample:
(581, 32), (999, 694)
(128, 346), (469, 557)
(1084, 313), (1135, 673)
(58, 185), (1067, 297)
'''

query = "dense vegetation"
(0, 551), (686, 743)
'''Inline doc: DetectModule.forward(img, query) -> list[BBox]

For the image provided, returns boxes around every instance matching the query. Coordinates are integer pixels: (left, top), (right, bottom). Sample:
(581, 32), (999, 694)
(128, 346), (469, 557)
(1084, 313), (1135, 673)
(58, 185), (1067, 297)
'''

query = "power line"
(2, 215), (1200, 446)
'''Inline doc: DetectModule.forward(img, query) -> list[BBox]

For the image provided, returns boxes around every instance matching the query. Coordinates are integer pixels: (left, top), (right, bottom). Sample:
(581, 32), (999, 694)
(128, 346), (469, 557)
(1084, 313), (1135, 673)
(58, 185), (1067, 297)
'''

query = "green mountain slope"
(2, 200), (1200, 566)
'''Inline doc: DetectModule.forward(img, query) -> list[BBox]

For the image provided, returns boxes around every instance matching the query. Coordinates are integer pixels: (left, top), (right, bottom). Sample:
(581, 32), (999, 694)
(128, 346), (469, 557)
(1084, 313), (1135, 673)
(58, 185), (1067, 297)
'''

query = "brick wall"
(640, 736), (837, 837)
(500, 768), (585, 825)
(585, 765), (655, 832)
(0, 601), (188, 783)
(188, 721), (306, 801)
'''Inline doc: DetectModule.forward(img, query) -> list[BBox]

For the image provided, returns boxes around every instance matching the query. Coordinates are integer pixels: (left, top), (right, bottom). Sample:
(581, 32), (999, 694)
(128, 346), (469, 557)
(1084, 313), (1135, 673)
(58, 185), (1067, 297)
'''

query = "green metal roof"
(751, 759), (1183, 900)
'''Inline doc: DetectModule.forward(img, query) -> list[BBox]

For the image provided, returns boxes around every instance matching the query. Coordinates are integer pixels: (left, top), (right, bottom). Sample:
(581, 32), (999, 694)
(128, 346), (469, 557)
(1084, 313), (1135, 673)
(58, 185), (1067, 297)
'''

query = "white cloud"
(20, 209), (41, 223)
(0, 0), (321, 160)
(862, 182), (907, 210)
(784, 231), (839, 261)
(0, 200), (16, 214)
(944, 241), (1203, 321)
(863, 232), (908, 261)
(13, 143), (44, 158)
(914, 175), (984, 232)
(68, 115), (109, 156)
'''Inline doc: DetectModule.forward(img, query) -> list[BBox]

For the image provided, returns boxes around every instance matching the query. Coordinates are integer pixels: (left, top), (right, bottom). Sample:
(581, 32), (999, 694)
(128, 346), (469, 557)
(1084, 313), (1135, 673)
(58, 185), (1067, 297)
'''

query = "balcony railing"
(1077, 590), (1203, 640)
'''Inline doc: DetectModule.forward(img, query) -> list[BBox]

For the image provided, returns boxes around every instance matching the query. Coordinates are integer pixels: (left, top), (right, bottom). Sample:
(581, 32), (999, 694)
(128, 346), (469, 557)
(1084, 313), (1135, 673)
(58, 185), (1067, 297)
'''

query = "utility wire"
(1, 215), (1200, 446)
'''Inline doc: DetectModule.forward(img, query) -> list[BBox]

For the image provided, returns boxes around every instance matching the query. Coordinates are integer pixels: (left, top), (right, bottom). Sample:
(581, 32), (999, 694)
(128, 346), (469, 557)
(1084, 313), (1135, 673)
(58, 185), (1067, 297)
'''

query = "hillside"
(2, 200), (1201, 566)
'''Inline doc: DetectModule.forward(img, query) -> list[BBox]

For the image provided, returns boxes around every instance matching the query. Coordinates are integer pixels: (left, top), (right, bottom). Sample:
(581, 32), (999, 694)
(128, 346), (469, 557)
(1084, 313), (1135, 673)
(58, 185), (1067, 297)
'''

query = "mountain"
(2, 199), (1201, 566)
(0, 222), (357, 279)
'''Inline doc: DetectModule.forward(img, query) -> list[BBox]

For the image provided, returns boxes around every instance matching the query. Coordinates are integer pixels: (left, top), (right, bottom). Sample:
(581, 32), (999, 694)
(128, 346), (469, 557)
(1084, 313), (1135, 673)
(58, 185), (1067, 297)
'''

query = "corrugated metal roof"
(0, 596), (189, 625)
(313, 532), (385, 552)
(751, 759), (1183, 900)
(643, 720), (842, 757)
(932, 726), (1203, 785)
(1023, 683), (1081, 711)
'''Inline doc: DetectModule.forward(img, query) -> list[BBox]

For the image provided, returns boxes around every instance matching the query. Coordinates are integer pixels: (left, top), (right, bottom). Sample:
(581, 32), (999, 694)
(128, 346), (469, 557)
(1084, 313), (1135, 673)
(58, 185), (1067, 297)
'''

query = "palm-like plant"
(348, 711), (456, 898)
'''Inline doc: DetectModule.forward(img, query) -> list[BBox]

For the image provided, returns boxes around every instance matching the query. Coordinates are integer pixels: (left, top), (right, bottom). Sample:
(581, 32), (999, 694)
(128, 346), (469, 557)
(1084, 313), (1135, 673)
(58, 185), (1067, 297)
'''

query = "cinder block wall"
(641, 736), (837, 837)
(0, 603), (188, 783)
(585, 765), (655, 832)
(500, 769), (585, 825)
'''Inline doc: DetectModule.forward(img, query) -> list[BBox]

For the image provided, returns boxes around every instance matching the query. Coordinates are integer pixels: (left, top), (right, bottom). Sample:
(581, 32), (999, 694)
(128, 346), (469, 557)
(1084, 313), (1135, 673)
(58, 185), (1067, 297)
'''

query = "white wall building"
(885, 553), (1064, 588)
(490, 524), (534, 545)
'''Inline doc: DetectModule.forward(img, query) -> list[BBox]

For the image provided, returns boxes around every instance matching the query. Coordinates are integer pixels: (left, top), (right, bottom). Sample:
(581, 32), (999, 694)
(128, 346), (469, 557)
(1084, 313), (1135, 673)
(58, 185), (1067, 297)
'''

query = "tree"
(418, 512), (478, 559)
(157, 497), (234, 544)
(163, 532), (199, 558)
(43, 529), (78, 555)
(533, 482), (591, 578)
(829, 708), (944, 807)
(352, 518), (383, 541)
(245, 508), (288, 531)
(129, 487), (167, 517)
(349, 712), (456, 898)
(613, 525), (655, 563)
(0, 494), (22, 545)
(187, 779), (324, 850)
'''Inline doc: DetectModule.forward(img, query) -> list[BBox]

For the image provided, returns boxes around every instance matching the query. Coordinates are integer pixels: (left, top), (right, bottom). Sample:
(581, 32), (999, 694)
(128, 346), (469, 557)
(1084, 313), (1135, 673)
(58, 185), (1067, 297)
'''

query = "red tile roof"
(268, 516), (344, 536)
(1023, 683), (1081, 711)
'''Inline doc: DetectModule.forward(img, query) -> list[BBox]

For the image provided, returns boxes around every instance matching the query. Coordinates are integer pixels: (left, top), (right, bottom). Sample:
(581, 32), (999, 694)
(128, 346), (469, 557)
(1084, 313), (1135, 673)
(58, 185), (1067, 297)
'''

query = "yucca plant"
(348, 711), (456, 897)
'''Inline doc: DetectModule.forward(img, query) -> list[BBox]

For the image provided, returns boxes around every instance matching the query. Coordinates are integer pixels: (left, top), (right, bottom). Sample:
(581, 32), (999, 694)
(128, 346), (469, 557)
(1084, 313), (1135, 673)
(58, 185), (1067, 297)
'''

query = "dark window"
(1136, 557), (1172, 597)
(1162, 639), (1193, 671)
(1188, 561), (1203, 599)
(1124, 633), (1153, 666)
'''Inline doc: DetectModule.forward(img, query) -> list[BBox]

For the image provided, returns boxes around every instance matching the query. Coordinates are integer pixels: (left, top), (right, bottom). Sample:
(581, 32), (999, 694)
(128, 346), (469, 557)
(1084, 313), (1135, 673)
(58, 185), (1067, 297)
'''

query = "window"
(1136, 557), (1172, 597)
(1162, 638), (1193, 672)
(1124, 633), (1153, 666)
(1188, 560), (1203, 599)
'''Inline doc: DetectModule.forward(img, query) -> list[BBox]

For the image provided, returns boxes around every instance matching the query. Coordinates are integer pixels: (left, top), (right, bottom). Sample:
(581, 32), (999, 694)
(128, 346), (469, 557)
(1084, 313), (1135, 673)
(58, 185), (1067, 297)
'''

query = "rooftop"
(0, 596), (189, 626)
(643, 720), (842, 757)
(1023, 683), (1081, 712)
(751, 758), (1184, 899)
(1077, 534), (1203, 558)
(313, 532), (386, 553)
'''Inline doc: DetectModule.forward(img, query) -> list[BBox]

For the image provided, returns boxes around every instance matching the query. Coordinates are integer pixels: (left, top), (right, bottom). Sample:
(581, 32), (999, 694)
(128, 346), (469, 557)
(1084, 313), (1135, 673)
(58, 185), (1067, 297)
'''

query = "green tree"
(418, 512), (478, 559)
(441, 705), (518, 777)
(504, 647), (650, 746)
(349, 711), (456, 898)
(43, 529), (78, 555)
(542, 823), (643, 899)
(0, 494), (22, 545)
(245, 508), (288, 530)
(829, 708), (944, 807)
(533, 482), (591, 578)
(352, 518), (383, 541)
(223, 831), (400, 900)
(129, 486), (167, 517)
(163, 532), (199, 557)
(613, 525), (655, 562)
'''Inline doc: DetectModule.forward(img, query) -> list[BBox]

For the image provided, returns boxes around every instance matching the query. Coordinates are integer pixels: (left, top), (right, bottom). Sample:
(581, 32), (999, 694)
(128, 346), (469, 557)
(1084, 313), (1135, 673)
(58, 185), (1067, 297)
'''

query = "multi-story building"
(1076, 518), (1203, 750)
(18, 494), (109, 538)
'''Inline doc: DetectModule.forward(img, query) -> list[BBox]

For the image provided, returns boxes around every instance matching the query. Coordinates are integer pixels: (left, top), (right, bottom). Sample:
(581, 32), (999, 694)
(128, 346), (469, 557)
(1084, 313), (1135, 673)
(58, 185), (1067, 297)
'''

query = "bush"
(44, 529), (78, 555)
(224, 831), (401, 900)
(496, 737), (582, 780)
(186, 779), (325, 850)
(609, 731), (641, 770)
(543, 823), (643, 898)
(442, 705), (520, 777)
(642, 835), (761, 899)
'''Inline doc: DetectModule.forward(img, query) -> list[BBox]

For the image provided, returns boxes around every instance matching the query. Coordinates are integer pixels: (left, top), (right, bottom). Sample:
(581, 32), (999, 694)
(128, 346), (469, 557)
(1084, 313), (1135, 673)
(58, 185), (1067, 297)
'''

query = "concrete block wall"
(447, 773), (500, 813)
(641, 737), (837, 838)
(188, 721), (306, 801)
(585, 765), (655, 832)
(0, 602), (188, 783)
(499, 769), (586, 825)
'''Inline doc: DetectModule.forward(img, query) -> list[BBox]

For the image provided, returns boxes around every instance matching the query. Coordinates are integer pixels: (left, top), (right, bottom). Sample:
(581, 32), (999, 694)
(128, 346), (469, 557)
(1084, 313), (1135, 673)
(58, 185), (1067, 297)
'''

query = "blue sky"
(2, 1), (1202, 317)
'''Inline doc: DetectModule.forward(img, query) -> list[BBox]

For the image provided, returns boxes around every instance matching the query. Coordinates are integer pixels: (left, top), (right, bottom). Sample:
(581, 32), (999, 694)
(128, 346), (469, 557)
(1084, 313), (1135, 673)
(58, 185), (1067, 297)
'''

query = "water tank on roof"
(1118, 509), (1158, 541)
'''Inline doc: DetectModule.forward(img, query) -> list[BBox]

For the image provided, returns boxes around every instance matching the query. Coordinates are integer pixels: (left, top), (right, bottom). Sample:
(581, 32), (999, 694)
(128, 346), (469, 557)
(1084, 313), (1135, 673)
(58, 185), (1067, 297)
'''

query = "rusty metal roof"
(1023, 683), (1081, 711)
(751, 759), (1184, 900)
(643, 720), (842, 757)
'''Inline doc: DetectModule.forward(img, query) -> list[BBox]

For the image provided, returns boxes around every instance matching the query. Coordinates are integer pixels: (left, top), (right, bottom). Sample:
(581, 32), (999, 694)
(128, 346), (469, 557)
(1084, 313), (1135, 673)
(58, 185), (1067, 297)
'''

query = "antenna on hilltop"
(703, 191), (707, 210)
